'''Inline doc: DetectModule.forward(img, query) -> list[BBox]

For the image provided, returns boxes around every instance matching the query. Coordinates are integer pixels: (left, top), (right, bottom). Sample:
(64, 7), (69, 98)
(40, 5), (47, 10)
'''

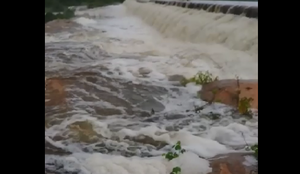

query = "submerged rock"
(125, 135), (168, 148)
(45, 141), (71, 156)
(137, 97), (165, 112)
(168, 74), (185, 82)
(138, 67), (152, 75)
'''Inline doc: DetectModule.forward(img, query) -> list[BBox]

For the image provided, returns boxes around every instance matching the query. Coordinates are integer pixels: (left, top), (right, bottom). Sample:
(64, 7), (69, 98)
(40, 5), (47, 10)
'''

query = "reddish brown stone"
(45, 77), (70, 107)
(199, 79), (258, 109)
(45, 19), (80, 33)
(208, 153), (257, 174)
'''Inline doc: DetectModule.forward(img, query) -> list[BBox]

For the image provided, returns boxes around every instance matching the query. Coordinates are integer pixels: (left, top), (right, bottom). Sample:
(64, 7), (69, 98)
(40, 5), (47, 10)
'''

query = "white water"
(45, 1), (258, 174)
(175, 1), (258, 7)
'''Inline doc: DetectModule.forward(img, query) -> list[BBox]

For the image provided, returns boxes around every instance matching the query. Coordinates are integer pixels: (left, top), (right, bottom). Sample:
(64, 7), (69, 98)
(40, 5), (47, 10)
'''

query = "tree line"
(45, 0), (124, 23)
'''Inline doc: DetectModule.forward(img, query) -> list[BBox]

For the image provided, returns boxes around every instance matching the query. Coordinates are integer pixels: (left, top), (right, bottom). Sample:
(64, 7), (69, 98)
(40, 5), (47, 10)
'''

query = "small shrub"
(180, 71), (218, 86)
(238, 97), (253, 115)
(52, 2), (65, 12)
(246, 144), (258, 160)
(64, 8), (75, 18)
(251, 144), (258, 160)
(45, 8), (75, 23)
(45, 12), (56, 23)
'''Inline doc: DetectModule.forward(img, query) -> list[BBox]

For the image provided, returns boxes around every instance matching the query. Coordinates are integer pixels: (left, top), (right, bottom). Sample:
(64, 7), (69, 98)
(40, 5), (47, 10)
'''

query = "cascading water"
(45, 1), (258, 174)
(123, 0), (258, 55)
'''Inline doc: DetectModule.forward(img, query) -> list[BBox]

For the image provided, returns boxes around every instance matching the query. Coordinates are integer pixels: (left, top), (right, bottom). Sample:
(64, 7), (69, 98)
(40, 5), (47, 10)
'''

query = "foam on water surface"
(45, 2), (257, 174)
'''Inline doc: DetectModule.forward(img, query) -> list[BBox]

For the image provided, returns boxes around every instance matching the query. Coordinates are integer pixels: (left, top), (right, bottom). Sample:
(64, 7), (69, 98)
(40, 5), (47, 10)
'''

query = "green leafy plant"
(180, 71), (218, 86)
(162, 141), (186, 174)
(45, 8), (75, 23)
(246, 144), (258, 160)
(45, 0), (124, 23)
(245, 143), (258, 174)
(250, 144), (258, 160)
(238, 97), (253, 115)
(242, 132), (258, 161)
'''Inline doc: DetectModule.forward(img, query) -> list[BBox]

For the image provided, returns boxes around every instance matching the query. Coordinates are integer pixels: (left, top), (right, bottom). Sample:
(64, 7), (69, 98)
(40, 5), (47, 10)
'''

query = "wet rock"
(45, 77), (70, 107)
(68, 121), (100, 143)
(86, 76), (98, 83)
(94, 107), (122, 116)
(168, 74), (185, 82)
(74, 71), (98, 76)
(208, 153), (257, 174)
(138, 67), (152, 75)
(123, 92), (146, 104)
(135, 111), (152, 117)
(137, 97), (165, 112)
(142, 115), (161, 122)
(81, 96), (97, 102)
(45, 141), (70, 155)
(165, 114), (186, 120)
(125, 135), (168, 148)
(199, 79), (258, 109)
(45, 19), (80, 33)
(136, 0), (150, 3)
(90, 88), (133, 113)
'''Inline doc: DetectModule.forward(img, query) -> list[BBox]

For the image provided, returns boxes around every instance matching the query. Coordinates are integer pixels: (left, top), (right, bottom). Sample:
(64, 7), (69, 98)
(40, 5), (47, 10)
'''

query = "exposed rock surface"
(199, 79), (258, 109)
(138, 67), (152, 75)
(45, 19), (80, 33)
(168, 74), (185, 82)
(208, 153), (257, 174)
(45, 77), (69, 107)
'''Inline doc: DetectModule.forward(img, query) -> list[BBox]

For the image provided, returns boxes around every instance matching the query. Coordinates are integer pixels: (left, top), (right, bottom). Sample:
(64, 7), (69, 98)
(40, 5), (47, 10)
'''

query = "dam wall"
(124, 0), (258, 54)
(151, 1), (258, 19)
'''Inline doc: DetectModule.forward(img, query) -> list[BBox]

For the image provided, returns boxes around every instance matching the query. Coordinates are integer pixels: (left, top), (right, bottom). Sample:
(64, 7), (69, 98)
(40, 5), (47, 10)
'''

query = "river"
(45, 1), (258, 174)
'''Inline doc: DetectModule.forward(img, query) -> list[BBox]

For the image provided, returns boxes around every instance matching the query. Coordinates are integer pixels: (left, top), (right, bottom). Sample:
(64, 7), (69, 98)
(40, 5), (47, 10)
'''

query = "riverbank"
(45, 0), (124, 23)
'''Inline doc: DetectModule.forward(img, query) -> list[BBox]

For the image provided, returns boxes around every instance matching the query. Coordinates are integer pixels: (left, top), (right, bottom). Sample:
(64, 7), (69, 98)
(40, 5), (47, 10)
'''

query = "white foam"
(46, 151), (211, 174)
(74, 17), (97, 25)
(207, 123), (257, 146)
(243, 155), (257, 166)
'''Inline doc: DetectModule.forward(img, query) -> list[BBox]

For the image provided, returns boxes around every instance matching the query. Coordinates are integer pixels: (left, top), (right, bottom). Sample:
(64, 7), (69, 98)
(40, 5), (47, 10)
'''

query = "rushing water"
(45, 1), (258, 174)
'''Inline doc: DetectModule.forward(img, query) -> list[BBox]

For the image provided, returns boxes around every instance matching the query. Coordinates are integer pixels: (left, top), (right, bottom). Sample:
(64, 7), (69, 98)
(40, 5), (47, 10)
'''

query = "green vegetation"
(45, 0), (124, 23)
(245, 143), (258, 163)
(184, 72), (255, 117)
(178, 71), (258, 171)
(245, 143), (258, 173)
(250, 144), (258, 160)
(45, 8), (75, 23)
(162, 141), (186, 174)
(180, 71), (218, 86)
(235, 76), (254, 117)
(242, 131), (258, 161)
(238, 97), (253, 115)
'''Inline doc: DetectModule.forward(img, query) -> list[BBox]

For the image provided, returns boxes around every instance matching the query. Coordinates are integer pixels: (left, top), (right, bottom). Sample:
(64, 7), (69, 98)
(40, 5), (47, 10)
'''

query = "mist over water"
(45, 1), (258, 174)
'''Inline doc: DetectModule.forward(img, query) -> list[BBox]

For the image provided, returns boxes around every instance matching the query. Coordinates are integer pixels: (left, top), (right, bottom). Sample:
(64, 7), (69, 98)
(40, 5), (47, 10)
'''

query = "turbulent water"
(45, 1), (258, 174)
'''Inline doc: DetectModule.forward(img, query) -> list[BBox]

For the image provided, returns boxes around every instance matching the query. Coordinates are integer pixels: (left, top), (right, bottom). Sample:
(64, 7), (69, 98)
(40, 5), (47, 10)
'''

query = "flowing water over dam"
(45, 1), (258, 174)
